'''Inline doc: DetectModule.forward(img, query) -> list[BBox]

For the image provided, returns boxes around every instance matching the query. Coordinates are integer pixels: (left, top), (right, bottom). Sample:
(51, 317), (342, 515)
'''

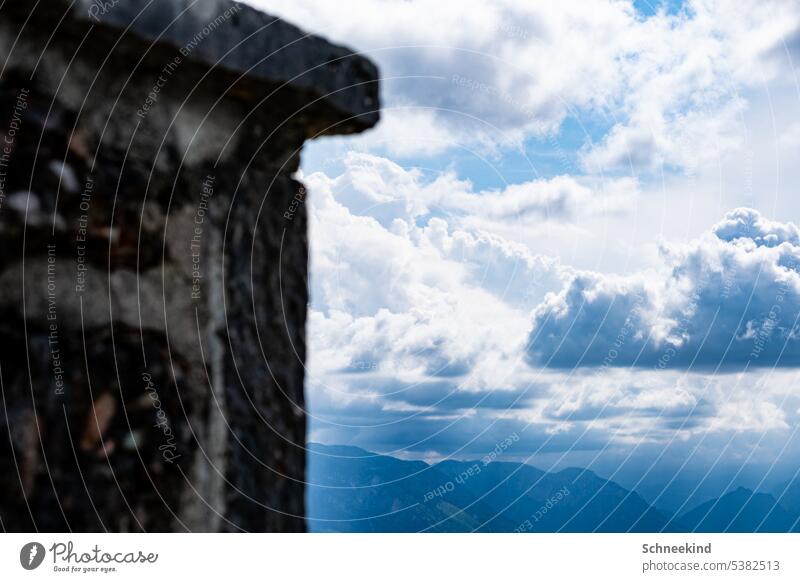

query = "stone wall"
(0, 0), (379, 532)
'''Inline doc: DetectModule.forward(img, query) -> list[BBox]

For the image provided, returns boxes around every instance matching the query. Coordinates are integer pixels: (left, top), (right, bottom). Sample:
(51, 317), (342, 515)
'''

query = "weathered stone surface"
(0, 0), (379, 531)
(5, 0), (379, 136)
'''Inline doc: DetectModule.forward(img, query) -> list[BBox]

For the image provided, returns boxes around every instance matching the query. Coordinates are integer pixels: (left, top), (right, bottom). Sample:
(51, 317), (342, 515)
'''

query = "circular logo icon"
(19, 542), (45, 570)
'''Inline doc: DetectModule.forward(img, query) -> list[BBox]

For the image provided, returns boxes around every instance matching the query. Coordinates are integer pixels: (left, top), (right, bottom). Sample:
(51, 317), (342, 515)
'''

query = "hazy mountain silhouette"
(673, 487), (798, 532)
(307, 443), (675, 532)
(307, 444), (800, 532)
(772, 476), (800, 522)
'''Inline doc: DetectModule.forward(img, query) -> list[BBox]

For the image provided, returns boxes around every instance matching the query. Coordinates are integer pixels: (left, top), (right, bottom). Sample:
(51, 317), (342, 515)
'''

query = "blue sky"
(247, 0), (800, 487)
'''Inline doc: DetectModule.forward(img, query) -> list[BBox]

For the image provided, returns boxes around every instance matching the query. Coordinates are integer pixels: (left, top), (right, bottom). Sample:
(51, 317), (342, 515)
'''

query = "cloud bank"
(250, 0), (799, 168)
(301, 153), (800, 459)
(528, 208), (800, 369)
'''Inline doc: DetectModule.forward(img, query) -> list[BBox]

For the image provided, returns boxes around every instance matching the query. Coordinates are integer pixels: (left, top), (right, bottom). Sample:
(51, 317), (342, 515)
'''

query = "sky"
(245, 0), (800, 490)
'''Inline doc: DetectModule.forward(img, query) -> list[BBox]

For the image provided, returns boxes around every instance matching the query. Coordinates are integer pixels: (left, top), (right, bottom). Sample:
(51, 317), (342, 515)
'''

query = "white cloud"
(247, 0), (800, 166)
(344, 108), (462, 158)
(232, 1), (800, 462)
(301, 157), (798, 456)
(527, 208), (800, 369)
(309, 151), (638, 226)
(778, 122), (800, 150)
(712, 207), (800, 246)
(304, 156), (562, 379)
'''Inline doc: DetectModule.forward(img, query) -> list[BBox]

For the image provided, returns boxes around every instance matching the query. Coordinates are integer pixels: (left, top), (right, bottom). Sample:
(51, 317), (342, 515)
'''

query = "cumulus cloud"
(301, 157), (799, 457)
(301, 154), (586, 454)
(303, 156), (568, 390)
(233, 0), (800, 466)
(527, 208), (800, 369)
(248, 0), (800, 167)
(311, 151), (637, 227)
(303, 151), (647, 327)
(713, 207), (800, 246)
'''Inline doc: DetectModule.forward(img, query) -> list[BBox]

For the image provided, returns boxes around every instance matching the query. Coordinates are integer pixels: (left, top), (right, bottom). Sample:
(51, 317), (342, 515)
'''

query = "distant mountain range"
(673, 487), (796, 532)
(307, 443), (800, 532)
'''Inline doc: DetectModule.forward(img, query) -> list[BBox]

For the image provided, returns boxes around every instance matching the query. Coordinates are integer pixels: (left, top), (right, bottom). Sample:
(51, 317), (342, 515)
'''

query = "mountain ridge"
(307, 443), (800, 533)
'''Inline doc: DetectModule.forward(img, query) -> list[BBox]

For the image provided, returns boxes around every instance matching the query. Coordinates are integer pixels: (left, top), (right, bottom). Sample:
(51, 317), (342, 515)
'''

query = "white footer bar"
(1, 533), (796, 581)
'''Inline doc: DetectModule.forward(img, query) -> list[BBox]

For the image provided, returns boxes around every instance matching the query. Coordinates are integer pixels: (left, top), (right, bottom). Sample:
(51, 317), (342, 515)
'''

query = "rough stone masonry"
(0, 0), (379, 531)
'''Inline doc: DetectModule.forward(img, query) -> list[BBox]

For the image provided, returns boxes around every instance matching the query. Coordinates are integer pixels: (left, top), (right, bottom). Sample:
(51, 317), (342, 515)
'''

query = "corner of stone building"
(0, 0), (379, 532)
